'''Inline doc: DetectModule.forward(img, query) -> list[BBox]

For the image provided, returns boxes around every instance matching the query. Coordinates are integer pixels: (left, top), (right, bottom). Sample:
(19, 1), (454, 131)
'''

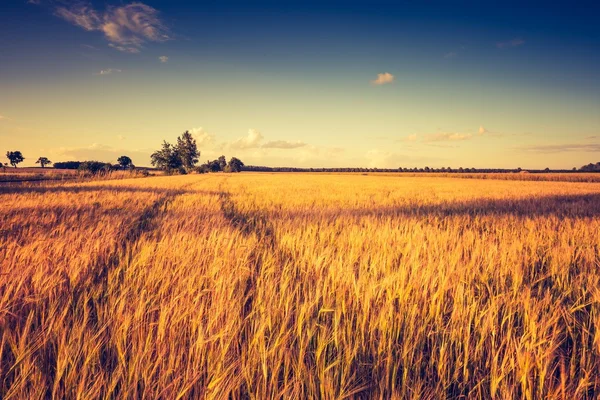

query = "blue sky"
(1, 0), (599, 168)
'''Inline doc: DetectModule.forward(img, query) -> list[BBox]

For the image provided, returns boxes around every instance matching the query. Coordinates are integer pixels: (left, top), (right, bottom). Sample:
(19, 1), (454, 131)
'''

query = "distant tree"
(151, 141), (183, 172)
(54, 161), (82, 170)
(176, 131), (199, 171)
(36, 157), (52, 168)
(117, 155), (133, 169)
(579, 162), (600, 172)
(6, 151), (24, 168)
(218, 155), (227, 170)
(78, 161), (115, 175)
(226, 157), (244, 173)
(205, 159), (222, 172)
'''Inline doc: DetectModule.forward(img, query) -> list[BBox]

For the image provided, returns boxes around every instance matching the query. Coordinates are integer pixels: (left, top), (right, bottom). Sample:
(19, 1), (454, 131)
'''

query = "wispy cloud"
(97, 68), (121, 75)
(262, 140), (307, 149)
(497, 38), (525, 49)
(425, 131), (472, 142)
(519, 143), (600, 153)
(371, 72), (395, 85)
(159, 55), (169, 63)
(396, 134), (417, 143)
(54, 2), (170, 53)
(443, 52), (457, 59)
(55, 4), (100, 31)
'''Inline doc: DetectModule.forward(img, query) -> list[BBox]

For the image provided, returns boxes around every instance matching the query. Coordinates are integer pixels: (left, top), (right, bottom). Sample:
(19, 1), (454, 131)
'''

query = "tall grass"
(1, 174), (599, 398)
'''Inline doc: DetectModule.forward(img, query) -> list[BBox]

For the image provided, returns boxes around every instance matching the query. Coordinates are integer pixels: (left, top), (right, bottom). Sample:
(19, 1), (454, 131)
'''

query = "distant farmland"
(1, 173), (599, 398)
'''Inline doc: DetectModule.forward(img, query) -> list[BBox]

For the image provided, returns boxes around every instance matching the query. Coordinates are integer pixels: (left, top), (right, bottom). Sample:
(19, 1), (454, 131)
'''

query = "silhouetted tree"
(579, 162), (600, 172)
(117, 155), (133, 169)
(226, 157), (244, 173)
(6, 151), (24, 168)
(206, 159), (222, 172)
(218, 155), (227, 170)
(78, 161), (115, 175)
(176, 131), (199, 171)
(36, 157), (52, 168)
(151, 141), (183, 172)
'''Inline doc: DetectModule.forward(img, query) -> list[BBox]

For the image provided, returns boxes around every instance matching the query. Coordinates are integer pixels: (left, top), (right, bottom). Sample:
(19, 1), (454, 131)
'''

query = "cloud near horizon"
(371, 72), (395, 85)
(159, 55), (169, 63)
(262, 140), (307, 149)
(54, 2), (170, 53)
(425, 131), (472, 142)
(51, 143), (152, 164)
(190, 127), (215, 146)
(226, 129), (307, 150)
(519, 142), (600, 153)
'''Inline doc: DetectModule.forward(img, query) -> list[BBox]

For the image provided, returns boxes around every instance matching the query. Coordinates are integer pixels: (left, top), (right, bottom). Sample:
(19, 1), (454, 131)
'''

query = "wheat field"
(1, 173), (600, 399)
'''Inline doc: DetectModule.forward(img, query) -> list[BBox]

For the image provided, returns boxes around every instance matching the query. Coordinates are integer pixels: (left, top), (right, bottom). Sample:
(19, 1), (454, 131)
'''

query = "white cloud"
(229, 129), (264, 149)
(262, 140), (307, 149)
(55, 3), (169, 53)
(190, 127), (215, 146)
(159, 55), (169, 63)
(98, 68), (122, 75)
(371, 72), (395, 85)
(425, 131), (472, 142)
(497, 38), (525, 49)
(223, 128), (309, 151)
(443, 52), (457, 59)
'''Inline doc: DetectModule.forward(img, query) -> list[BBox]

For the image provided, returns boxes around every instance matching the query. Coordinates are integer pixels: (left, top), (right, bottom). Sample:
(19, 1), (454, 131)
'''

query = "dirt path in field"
(216, 181), (299, 352)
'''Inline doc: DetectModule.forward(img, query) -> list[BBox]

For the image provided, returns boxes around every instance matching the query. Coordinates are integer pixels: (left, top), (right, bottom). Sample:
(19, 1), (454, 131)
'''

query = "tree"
(36, 157), (52, 168)
(6, 151), (24, 168)
(78, 161), (114, 175)
(176, 131), (199, 171)
(117, 155), (133, 169)
(151, 141), (183, 172)
(218, 155), (227, 170)
(206, 159), (222, 172)
(226, 157), (244, 173)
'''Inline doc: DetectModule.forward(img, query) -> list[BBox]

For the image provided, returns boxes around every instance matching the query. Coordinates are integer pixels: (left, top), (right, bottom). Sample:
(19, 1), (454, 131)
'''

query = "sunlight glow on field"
(2, 173), (600, 398)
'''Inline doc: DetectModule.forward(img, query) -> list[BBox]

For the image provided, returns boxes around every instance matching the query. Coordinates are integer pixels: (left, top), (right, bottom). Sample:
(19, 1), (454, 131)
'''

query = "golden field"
(1, 173), (600, 399)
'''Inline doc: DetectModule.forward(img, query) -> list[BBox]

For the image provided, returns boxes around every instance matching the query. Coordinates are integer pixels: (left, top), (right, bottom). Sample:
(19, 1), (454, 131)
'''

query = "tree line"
(4, 146), (599, 174)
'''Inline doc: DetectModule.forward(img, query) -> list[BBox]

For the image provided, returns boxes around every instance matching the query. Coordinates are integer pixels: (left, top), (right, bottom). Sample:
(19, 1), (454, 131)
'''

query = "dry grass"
(1, 173), (600, 398)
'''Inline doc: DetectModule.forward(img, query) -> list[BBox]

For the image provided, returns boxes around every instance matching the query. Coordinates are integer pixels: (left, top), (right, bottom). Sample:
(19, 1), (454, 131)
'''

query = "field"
(1, 173), (600, 398)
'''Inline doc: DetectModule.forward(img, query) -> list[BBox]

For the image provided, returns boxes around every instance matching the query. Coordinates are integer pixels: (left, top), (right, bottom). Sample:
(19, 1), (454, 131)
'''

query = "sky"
(0, 0), (599, 169)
